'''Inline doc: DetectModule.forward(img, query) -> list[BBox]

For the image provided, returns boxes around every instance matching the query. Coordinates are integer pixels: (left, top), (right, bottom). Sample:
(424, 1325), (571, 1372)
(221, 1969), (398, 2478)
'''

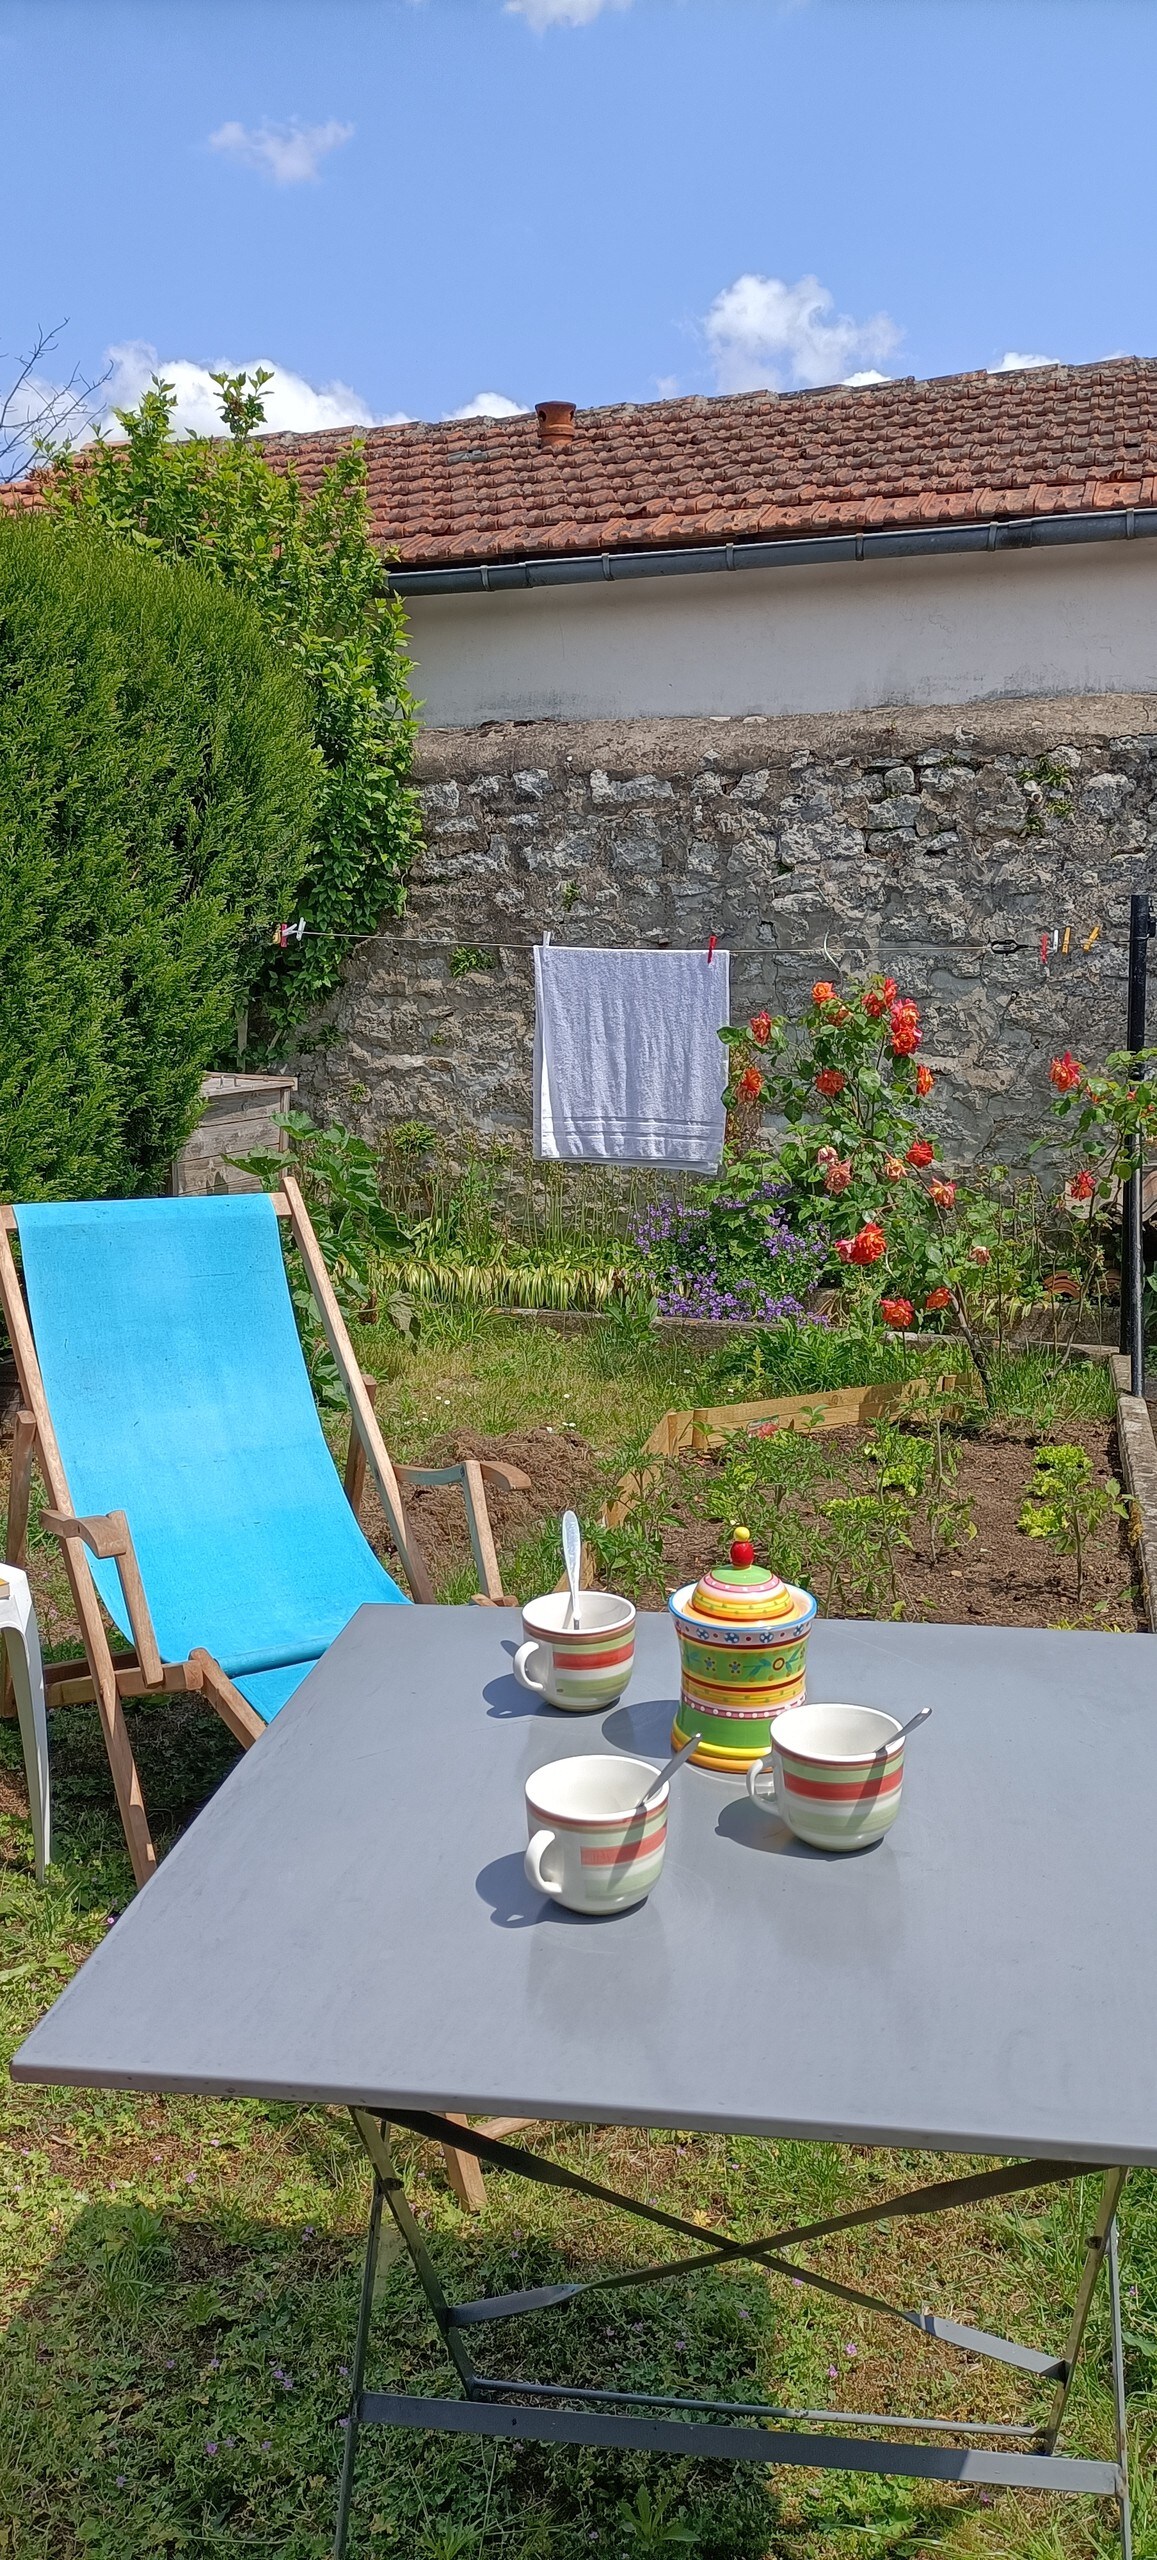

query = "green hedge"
(0, 515), (317, 1198)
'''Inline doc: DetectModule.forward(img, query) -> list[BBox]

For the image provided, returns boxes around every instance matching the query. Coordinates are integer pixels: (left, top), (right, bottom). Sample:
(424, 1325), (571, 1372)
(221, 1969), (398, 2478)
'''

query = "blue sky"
(2, 0), (1155, 439)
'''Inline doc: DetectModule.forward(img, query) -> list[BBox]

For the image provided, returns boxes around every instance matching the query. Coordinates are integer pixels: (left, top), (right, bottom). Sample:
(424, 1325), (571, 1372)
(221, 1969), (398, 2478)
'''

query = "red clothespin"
(274, 918), (307, 950)
(707, 933), (718, 965)
(1039, 931), (1051, 971)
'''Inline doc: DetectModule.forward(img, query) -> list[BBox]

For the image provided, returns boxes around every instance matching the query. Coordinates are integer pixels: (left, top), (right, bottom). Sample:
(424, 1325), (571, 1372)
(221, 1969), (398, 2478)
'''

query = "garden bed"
(375, 1406), (1144, 1633)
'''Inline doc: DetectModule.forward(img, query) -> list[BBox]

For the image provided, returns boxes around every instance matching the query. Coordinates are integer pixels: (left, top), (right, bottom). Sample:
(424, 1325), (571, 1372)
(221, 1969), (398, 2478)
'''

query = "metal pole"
(1107, 2217), (1133, 2560)
(1123, 894), (1153, 1395)
(332, 2173), (385, 2560)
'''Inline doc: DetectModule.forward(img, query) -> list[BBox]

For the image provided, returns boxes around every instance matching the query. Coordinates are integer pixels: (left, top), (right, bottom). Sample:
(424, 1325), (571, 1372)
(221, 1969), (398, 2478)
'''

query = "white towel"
(534, 944), (731, 1169)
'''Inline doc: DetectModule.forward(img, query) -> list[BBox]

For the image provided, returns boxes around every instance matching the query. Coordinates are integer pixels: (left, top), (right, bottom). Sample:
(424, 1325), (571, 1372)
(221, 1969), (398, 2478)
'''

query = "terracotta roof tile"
(7, 359), (1157, 566)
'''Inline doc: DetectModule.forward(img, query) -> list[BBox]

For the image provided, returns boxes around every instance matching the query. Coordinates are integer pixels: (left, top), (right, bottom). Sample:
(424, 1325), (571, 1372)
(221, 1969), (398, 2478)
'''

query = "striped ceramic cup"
(514, 1591), (636, 1712)
(524, 1753), (668, 1914)
(746, 1702), (906, 1851)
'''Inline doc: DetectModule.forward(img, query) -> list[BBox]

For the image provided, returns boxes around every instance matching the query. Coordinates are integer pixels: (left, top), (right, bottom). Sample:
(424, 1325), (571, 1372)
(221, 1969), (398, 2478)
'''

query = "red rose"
(738, 1065), (764, 1101)
(749, 1010), (773, 1047)
(929, 1179), (956, 1209)
(824, 1158), (853, 1194)
(815, 1068), (846, 1098)
(834, 1237), (855, 1264)
(1070, 1169), (1096, 1201)
(812, 979), (837, 1005)
(1050, 1051), (1083, 1093)
(880, 1297), (914, 1330)
(863, 974), (898, 1021)
(915, 1064), (934, 1098)
(850, 1223), (887, 1265)
(906, 1139), (935, 1168)
(890, 999), (922, 1058)
(971, 1244), (991, 1266)
(924, 1285), (952, 1312)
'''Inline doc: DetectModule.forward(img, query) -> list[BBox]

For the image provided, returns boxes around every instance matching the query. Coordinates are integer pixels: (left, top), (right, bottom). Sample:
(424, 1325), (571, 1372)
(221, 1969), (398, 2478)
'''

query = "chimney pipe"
(536, 400), (576, 448)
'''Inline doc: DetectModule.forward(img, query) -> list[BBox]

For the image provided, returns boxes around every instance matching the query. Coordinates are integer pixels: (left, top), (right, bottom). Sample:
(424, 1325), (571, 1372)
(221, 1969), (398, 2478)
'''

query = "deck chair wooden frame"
(0, 1177), (531, 2208)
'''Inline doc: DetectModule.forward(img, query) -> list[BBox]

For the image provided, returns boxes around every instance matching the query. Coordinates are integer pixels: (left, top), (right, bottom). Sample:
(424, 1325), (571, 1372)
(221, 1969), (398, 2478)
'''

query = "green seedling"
(1018, 1442), (1126, 1604)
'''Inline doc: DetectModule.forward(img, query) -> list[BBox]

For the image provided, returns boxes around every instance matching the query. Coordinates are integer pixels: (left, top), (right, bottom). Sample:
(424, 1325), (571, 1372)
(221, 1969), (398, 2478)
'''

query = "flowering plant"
(631, 1171), (825, 1324)
(719, 977), (941, 1272)
(1044, 1044), (1157, 1212)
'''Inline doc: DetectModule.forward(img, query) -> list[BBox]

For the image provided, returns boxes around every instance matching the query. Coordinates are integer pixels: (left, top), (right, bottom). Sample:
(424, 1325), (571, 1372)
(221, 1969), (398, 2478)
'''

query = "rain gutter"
(388, 505), (1157, 597)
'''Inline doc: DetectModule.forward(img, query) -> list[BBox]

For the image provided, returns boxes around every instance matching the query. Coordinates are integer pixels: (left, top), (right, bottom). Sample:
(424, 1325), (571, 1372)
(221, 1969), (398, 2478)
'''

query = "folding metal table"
(13, 1607), (1156, 2557)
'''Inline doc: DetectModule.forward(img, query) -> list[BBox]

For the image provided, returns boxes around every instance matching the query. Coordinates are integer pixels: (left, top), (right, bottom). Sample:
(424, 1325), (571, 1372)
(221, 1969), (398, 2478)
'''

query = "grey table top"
(13, 1608), (1157, 2161)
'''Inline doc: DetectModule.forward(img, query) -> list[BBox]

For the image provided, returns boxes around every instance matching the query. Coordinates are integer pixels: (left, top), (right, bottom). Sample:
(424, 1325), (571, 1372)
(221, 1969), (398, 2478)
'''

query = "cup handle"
(524, 1829), (564, 1898)
(514, 1640), (548, 1695)
(747, 1756), (777, 1805)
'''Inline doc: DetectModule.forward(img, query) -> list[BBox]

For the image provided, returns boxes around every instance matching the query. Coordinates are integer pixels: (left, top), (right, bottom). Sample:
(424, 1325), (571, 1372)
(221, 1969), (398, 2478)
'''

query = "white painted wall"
(404, 539), (1157, 728)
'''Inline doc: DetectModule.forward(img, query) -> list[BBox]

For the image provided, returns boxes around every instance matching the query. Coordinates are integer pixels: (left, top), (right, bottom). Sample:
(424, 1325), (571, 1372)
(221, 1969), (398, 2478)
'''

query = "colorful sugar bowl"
(668, 1529), (816, 1775)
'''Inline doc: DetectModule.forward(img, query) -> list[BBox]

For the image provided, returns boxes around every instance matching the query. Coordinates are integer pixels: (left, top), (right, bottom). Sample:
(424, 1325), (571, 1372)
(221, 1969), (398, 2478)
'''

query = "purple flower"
(206, 2441), (218, 2457)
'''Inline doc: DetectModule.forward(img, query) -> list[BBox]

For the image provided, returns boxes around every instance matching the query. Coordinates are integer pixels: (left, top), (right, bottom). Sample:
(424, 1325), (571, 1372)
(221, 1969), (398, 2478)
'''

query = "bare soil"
(653, 1414), (1144, 1630)
(365, 1415), (1144, 1633)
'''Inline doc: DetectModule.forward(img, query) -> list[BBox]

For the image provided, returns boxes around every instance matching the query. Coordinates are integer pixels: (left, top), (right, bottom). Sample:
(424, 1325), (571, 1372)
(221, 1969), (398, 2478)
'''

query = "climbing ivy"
(46, 367), (421, 1055)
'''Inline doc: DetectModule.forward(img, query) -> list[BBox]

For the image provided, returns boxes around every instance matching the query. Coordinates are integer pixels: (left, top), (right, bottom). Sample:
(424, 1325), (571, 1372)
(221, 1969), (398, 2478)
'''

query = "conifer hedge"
(0, 515), (316, 1198)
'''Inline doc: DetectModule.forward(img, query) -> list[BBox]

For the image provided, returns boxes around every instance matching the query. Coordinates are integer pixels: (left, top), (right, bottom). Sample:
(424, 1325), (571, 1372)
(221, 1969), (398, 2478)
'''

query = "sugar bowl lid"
(688, 1529), (799, 1627)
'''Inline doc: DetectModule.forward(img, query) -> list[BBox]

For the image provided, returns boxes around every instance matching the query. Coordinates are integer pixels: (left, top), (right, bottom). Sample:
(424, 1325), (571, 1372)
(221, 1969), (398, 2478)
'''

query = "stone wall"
(298, 696), (1157, 1174)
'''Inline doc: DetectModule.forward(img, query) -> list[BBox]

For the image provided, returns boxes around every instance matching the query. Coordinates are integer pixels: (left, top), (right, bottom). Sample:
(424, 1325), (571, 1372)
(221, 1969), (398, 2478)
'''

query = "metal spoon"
(873, 1705), (932, 1754)
(639, 1732), (701, 1811)
(561, 1510), (582, 1632)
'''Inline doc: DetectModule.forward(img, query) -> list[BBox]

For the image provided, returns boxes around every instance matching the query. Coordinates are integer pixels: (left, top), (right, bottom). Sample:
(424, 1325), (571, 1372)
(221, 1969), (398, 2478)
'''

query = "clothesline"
(272, 925), (1123, 961)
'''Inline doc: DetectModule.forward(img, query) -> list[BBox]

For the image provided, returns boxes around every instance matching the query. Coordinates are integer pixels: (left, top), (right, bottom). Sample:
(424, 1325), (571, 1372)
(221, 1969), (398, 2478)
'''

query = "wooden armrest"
(395, 1464), (468, 1490)
(41, 1507), (129, 1560)
(396, 1461), (532, 1497)
(41, 1507), (163, 1689)
(475, 1460), (532, 1494)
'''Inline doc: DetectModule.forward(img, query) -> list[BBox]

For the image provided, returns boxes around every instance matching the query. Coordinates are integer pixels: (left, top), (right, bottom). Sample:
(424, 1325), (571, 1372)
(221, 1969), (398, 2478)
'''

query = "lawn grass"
(0, 1318), (1152, 2558)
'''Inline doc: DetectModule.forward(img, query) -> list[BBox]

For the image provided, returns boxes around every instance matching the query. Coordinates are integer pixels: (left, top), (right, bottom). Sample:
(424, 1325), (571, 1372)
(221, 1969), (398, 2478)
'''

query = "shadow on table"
(714, 1795), (857, 1859)
(475, 1849), (641, 1926)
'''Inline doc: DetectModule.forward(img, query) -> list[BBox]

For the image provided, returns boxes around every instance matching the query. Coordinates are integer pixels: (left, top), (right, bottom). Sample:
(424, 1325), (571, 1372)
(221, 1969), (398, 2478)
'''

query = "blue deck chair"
(0, 1182), (527, 1892)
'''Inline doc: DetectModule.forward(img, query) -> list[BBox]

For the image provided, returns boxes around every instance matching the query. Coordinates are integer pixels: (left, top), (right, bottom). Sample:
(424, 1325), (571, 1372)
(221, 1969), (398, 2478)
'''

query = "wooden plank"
(1111, 1354), (1157, 1632)
(188, 1650), (265, 1748)
(603, 1378), (966, 1535)
(281, 1175), (437, 1606)
(441, 2114), (488, 2212)
(344, 1369), (378, 1522)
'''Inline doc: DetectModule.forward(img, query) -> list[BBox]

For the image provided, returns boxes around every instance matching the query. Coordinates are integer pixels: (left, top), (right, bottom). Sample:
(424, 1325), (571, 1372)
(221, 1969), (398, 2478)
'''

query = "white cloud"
(506, 0), (631, 26)
(703, 272), (901, 394)
(447, 390), (528, 419)
(843, 369), (891, 388)
(991, 349), (1056, 372)
(208, 117), (354, 185)
(97, 342), (405, 438)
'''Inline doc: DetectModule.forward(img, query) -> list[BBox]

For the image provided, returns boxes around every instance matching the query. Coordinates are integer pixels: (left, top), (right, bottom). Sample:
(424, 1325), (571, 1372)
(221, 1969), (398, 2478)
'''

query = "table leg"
(332, 2174), (385, 2560)
(339, 2114), (1126, 2517)
(1107, 2218), (1132, 2560)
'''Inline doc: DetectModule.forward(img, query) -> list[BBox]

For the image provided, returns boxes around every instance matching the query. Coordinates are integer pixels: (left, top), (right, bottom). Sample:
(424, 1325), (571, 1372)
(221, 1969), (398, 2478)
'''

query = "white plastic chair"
(0, 1566), (49, 1878)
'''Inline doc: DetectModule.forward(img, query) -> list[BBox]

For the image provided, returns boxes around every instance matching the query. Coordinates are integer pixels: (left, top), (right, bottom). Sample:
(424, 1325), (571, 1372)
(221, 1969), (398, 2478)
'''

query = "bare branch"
(0, 322), (112, 483)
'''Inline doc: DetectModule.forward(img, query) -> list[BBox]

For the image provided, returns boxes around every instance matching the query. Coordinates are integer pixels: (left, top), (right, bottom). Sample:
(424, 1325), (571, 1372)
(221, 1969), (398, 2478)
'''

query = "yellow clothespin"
(1083, 922), (1101, 952)
(1061, 925), (1071, 957)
